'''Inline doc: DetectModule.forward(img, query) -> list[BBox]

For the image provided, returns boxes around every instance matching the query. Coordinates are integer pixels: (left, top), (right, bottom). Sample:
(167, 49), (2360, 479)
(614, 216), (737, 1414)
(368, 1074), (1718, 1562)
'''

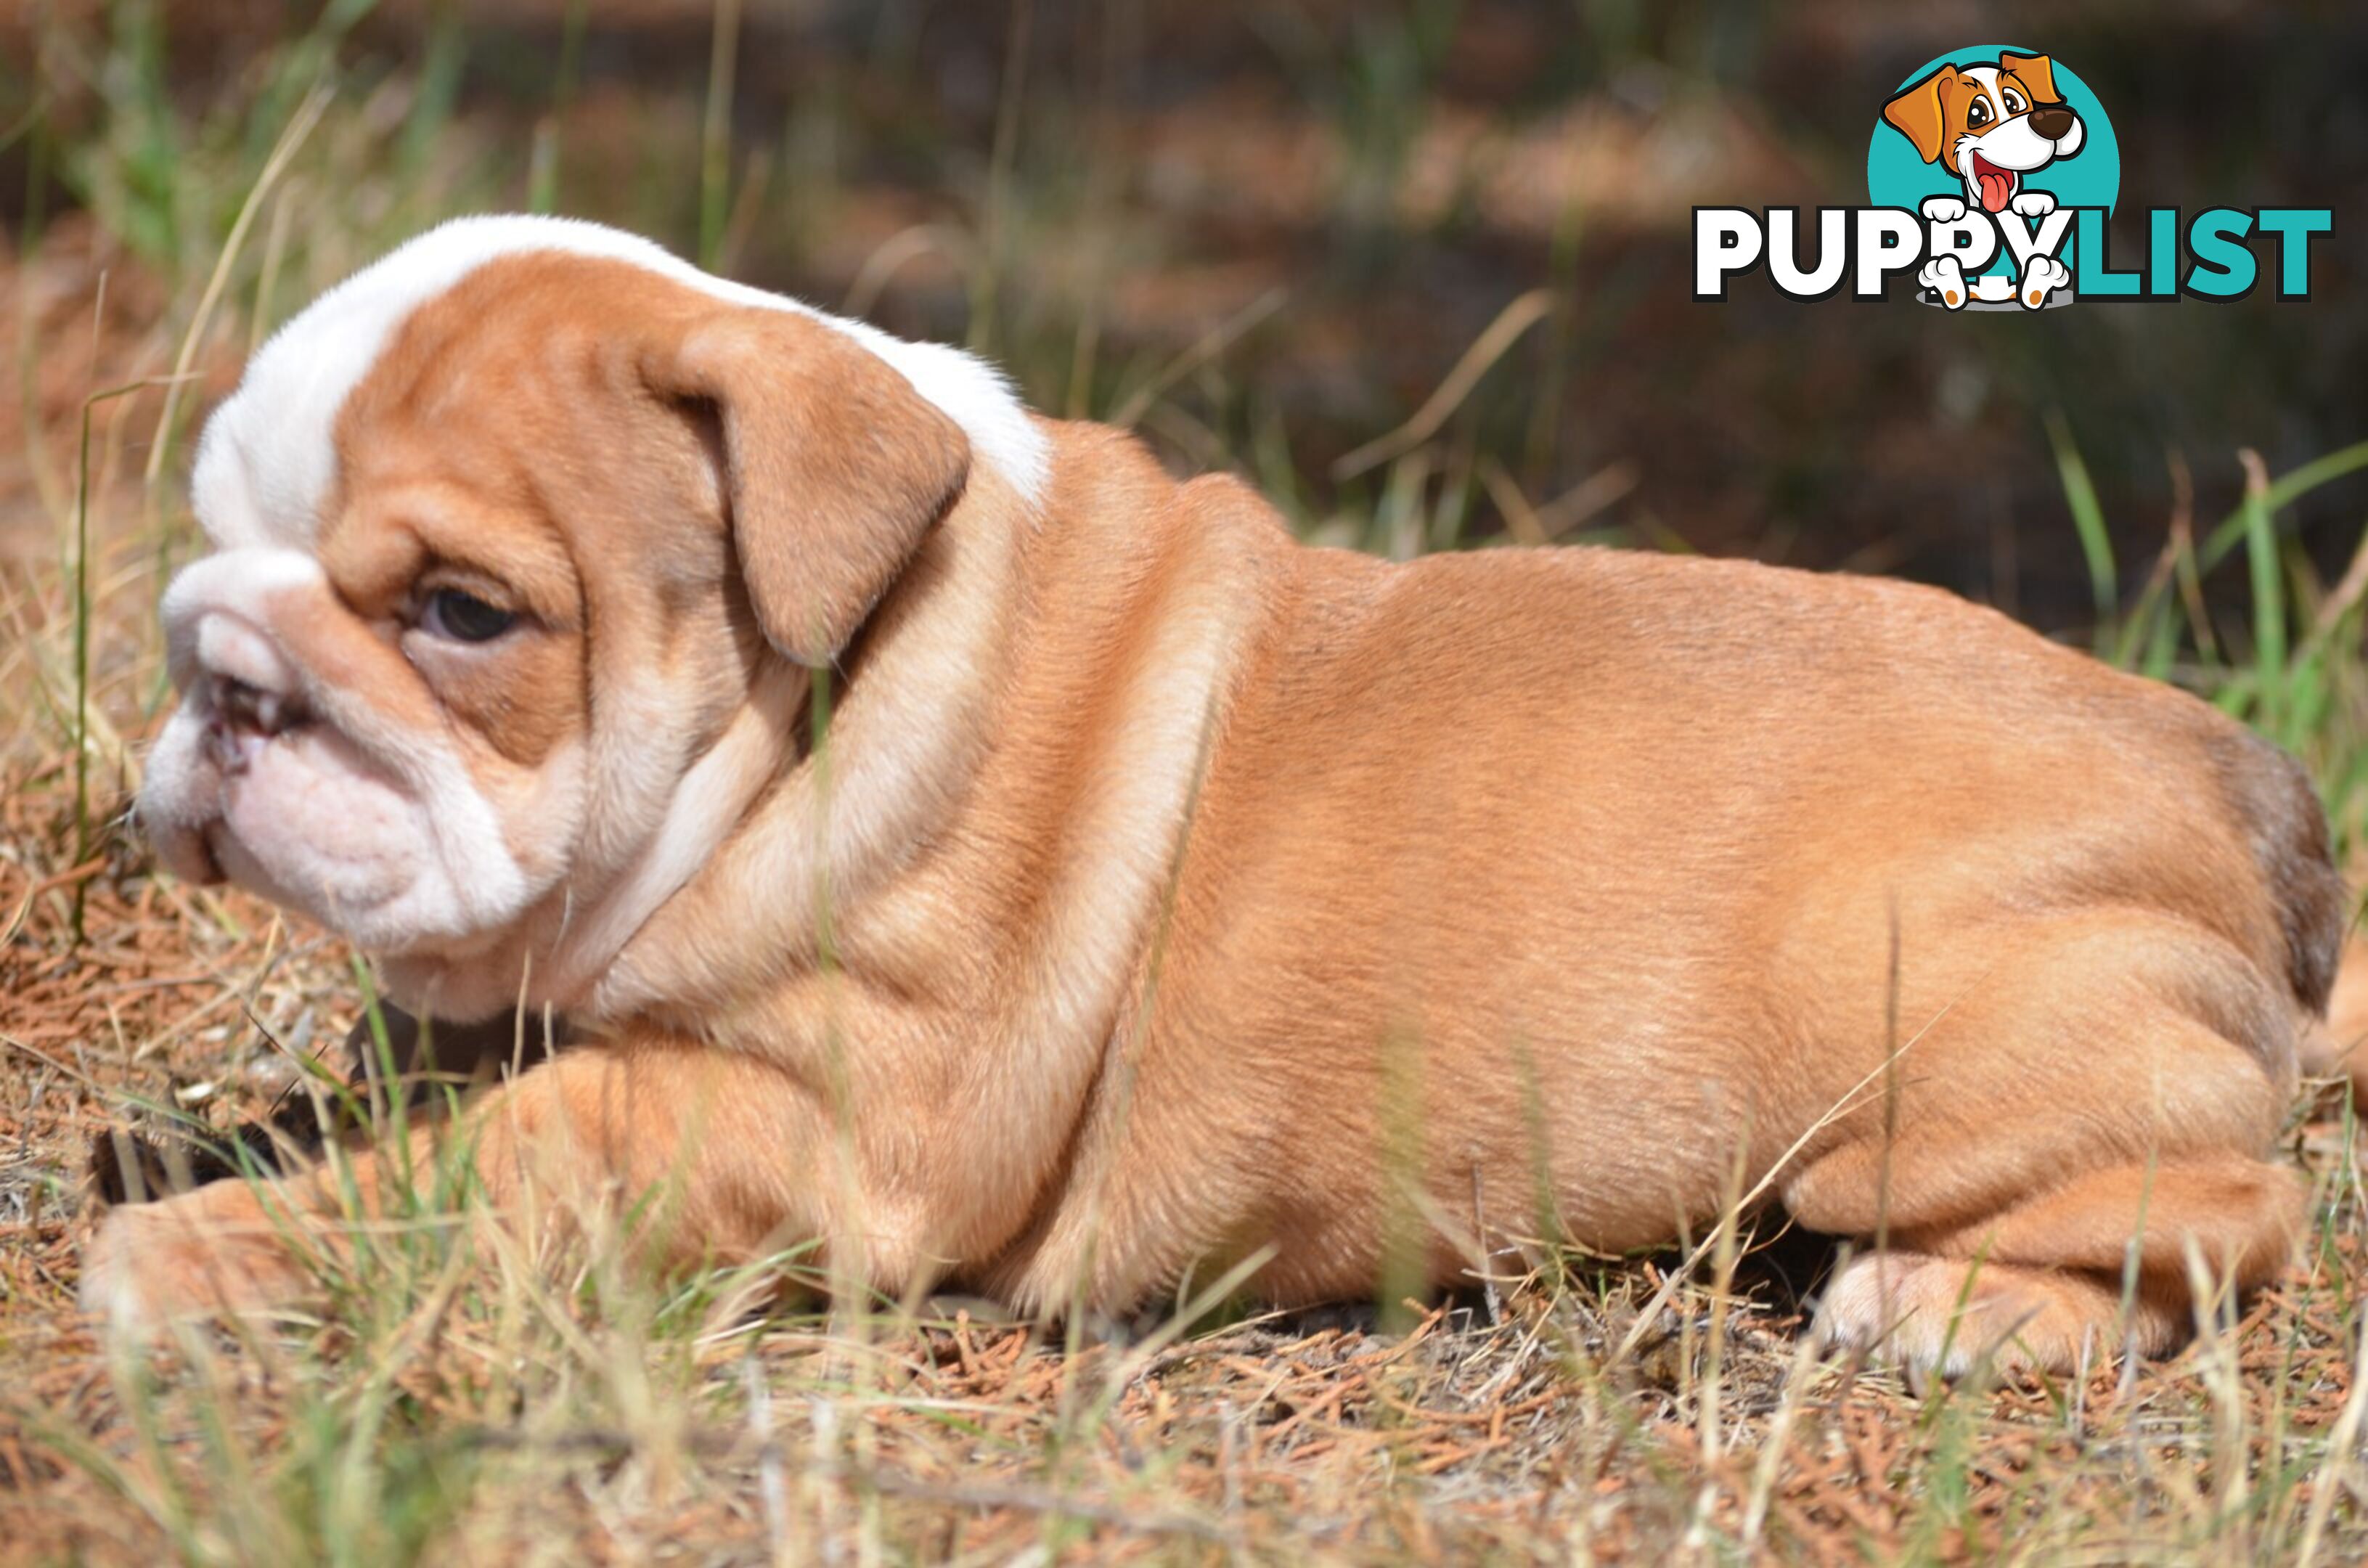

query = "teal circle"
(1866, 44), (2120, 278)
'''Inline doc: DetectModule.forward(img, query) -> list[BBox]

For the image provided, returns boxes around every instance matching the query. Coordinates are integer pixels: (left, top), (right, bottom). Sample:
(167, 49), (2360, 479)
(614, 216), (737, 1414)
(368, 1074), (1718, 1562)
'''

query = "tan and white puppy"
(89, 216), (2343, 1375)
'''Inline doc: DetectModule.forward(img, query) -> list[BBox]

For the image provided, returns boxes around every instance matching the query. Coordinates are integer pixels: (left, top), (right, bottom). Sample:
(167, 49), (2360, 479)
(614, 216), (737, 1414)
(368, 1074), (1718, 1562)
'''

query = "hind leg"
(1785, 915), (2310, 1373)
(1813, 1153), (2306, 1375)
(2303, 933), (2368, 1101)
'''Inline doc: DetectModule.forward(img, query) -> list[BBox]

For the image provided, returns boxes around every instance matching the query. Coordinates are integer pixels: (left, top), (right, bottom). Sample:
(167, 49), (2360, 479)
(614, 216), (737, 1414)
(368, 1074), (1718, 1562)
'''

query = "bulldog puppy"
(87, 216), (2343, 1374)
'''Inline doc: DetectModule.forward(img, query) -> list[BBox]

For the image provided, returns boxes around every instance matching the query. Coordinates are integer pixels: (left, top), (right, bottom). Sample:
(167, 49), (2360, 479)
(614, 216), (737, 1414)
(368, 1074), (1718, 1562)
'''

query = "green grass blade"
(2241, 449), (2287, 733)
(2045, 410), (2115, 634)
(2202, 439), (2368, 572)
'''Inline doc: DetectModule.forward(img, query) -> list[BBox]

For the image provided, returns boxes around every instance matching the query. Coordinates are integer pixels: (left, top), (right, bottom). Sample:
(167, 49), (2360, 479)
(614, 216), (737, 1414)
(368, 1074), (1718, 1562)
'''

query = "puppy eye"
(422, 587), (517, 643)
(2002, 89), (2026, 113)
(1967, 99), (1991, 126)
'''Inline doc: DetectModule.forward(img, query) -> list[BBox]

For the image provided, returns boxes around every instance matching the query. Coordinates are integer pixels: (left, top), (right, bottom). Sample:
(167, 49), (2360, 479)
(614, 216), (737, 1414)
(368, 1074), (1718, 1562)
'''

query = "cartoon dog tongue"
(1972, 154), (2015, 213)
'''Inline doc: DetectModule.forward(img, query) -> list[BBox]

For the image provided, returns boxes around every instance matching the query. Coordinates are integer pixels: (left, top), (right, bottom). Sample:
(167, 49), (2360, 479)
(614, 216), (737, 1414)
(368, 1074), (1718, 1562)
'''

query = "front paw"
(2017, 253), (2073, 309)
(1920, 195), (1968, 224)
(81, 1188), (322, 1333)
(2009, 190), (2057, 219)
(1917, 255), (1969, 309)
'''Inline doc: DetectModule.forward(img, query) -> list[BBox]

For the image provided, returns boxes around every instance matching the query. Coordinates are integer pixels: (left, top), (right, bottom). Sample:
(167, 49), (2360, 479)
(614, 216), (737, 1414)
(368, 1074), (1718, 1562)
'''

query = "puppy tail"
(2210, 727), (2346, 1017)
(2202, 722), (2368, 1105)
(2231, 722), (2368, 1094)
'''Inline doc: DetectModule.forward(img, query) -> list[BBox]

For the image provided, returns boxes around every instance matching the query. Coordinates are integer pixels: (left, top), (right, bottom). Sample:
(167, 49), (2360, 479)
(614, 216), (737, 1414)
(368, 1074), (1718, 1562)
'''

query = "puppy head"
(1882, 54), (2084, 211)
(140, 219), (1026, 1016)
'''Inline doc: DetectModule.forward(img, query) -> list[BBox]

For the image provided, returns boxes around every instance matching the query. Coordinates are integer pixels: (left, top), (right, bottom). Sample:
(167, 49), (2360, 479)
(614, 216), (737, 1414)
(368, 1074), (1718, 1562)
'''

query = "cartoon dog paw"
(2009, 190), (2057, 219)
(1920, 195), (1968, 224)
(1918, 254), (1970, 309)
(2017, 253), (2072, 309)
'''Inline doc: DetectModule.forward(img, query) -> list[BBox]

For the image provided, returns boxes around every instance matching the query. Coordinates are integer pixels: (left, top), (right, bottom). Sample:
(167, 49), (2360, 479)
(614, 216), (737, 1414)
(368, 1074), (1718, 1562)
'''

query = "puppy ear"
(651, 310), (971, 667)
(1882, 65), (1956, 166)
(1998, 52), (2060, 105)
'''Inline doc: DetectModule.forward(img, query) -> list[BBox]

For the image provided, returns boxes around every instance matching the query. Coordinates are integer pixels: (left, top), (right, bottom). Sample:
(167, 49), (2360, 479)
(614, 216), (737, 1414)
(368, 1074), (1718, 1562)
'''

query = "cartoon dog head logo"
(1864, 47), (2120, 309)
(1882, 52), (2086, 214)
(1697, 57), (2322, 312)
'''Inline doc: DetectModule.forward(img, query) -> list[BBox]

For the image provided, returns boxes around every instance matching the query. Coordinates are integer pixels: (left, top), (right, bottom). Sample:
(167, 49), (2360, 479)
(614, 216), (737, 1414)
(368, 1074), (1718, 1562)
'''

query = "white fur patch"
(547, 660), (807, 1004)
(190, 215), (1049, 550)
(1956, 62), (2004, 117)
(142, 545), (535, 951)
(160, 547), (322, 689)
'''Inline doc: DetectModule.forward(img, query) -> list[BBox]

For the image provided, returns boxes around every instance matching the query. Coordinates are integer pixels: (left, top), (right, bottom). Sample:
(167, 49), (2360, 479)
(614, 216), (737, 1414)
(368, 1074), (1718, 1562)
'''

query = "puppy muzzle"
(138, 545), (536, 956)
(204, 673), (311, 776)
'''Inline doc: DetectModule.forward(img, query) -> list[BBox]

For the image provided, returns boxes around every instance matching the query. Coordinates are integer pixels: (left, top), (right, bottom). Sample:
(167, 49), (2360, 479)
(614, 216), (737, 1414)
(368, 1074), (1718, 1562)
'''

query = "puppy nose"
(2028, 104), (2075, 140)
(214, 675), (293, 738)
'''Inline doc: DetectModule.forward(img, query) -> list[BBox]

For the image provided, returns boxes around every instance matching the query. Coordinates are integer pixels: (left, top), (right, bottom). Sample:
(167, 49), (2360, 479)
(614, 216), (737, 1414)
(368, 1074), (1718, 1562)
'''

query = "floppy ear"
(649, 309), (971, 667)
(1882, 65), (1956, 166)
(1998, 52), (2060, 105)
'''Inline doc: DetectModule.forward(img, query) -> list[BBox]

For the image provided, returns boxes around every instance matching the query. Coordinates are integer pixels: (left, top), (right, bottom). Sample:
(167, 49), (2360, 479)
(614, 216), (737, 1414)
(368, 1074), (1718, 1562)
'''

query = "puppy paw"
(1917, 255), (1969, 309)
(1814, 1251), (2169, 1378)
(2009, 189), (2057, 219)
(2017, 253), (2073, 309)
(1816, 1252), (2032, 1377)
(1919, 195), (1967, 224)
(80, 1189), (322, 1334)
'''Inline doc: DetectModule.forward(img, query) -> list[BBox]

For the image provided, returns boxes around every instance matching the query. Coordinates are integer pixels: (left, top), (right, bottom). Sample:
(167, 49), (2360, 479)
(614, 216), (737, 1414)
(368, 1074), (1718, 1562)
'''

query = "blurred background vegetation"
(3, 0), (2363, 627)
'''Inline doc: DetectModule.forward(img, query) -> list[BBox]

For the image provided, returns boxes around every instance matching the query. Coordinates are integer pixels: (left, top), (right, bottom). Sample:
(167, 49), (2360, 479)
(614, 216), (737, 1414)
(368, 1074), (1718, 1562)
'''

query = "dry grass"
(9, 11), (2368, 1561)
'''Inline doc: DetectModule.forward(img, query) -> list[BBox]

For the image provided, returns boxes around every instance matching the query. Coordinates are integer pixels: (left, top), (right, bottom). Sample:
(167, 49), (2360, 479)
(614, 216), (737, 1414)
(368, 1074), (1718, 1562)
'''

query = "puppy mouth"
(204, 680), (314, 776)
(1969, 152), (2018, 214)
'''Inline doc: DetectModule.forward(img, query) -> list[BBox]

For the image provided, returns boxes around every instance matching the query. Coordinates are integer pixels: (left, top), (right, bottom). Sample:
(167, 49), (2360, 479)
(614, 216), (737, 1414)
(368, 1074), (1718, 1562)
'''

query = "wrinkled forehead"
(187, 221), (626, 551)
(188, 216), (1048, 553)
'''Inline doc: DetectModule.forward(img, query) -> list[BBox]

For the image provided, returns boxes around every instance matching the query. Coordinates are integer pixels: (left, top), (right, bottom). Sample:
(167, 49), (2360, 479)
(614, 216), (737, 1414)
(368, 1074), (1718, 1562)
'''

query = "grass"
(7, 4), (2368, 1561)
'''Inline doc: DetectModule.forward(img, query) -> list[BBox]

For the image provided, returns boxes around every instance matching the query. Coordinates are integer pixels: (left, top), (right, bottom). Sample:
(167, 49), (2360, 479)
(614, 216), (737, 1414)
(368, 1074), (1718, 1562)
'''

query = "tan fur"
(87, 253), (2345, 1373)
(2304, 932), (2368, 1097)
